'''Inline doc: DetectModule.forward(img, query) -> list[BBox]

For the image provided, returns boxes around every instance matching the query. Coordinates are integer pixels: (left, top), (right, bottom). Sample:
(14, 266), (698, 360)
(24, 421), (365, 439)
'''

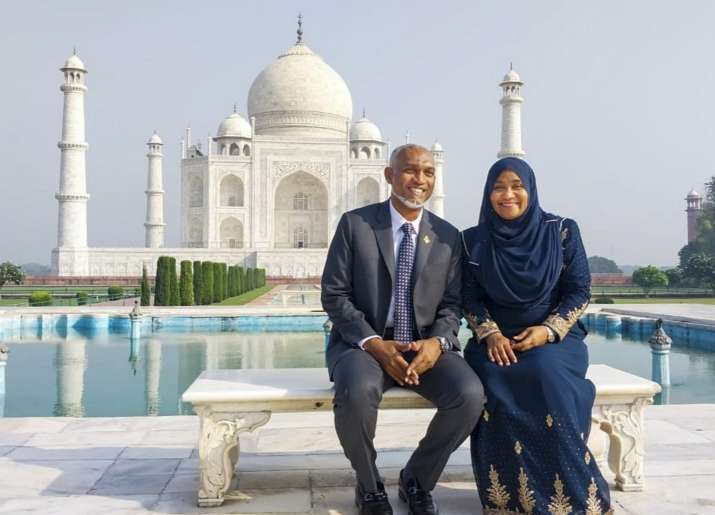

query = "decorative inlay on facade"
(60, 84), (87, 93)
(57, 142), (88, 150)
(272, 161), (330, 180)
(55, 193), (89, 201)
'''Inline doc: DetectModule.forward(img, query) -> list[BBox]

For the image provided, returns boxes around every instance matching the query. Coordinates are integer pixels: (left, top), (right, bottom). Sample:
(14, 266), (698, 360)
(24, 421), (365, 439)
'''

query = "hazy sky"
(1, 0), (713, 267)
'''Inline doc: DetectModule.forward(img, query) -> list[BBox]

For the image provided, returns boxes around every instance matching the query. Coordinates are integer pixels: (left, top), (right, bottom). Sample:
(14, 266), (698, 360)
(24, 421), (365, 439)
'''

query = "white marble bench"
(182, 364), (660, 507)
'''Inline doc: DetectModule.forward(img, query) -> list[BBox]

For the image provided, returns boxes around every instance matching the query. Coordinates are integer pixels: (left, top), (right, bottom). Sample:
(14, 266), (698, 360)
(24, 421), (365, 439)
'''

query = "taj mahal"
(51, 22), (526, 278)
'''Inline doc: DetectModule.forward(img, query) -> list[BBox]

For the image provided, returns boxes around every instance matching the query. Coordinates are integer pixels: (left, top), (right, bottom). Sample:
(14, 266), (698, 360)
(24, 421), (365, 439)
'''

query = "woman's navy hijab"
(473, 157), (563, 309)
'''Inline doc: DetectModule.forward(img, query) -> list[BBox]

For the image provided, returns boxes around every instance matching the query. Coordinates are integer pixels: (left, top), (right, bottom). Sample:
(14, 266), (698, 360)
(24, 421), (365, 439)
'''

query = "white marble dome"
(350, 116), (382, 142)
(148, 132), (162, 144)
(431, 141), (443, 152)
(247, 42), (353, 137)
(687, 189), (702, 198)
(217, 112), (252, 138)
(62, 54), (86, 71)
(502, 69), (522, 83)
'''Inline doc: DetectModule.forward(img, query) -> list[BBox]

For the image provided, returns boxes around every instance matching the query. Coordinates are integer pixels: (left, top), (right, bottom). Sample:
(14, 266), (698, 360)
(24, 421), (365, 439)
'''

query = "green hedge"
(76, 291), (88, 306)
(180, 260), (194, 306)
(29, 291), (51, 307)
(107, 286), (124, 301)
(192, 261), (202, 306)
(140, 266), (151, 306)
(201, 261), (214, 305)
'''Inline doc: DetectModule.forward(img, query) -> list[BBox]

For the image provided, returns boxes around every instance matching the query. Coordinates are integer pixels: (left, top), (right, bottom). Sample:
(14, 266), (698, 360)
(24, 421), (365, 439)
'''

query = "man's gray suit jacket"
(321, 200), (463, 379)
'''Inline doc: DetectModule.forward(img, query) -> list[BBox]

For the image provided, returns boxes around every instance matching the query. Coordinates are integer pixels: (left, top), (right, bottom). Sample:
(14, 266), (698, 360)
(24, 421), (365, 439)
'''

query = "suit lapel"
(373, 200), (395, 284)
(413, 210), (435, 292)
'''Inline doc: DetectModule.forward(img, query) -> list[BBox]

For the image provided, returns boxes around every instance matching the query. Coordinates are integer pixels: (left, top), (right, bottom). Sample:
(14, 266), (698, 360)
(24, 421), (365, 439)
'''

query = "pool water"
(1, 323), (713, 416)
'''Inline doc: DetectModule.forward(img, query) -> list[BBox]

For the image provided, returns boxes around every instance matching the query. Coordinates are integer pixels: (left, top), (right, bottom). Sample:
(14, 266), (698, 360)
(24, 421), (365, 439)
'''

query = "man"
(321, 144), (485, 515)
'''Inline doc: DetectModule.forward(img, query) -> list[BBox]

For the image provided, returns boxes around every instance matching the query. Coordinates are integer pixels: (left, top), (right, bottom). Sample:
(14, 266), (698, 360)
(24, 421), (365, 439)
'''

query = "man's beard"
(393, 192), (428, 210)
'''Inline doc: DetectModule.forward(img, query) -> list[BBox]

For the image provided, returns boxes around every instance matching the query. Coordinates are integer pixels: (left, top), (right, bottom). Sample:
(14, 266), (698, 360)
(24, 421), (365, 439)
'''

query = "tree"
(140, 266), (151, 306)
(632, 265), (668, 296)
(169, 257), (180, 306)
(222, 263), (229, 299)
(193, 261), (202, 304)
(664, 267), (684, 288)
(0, 261), (25, 288)
(587, 256), (622, 274)
(201, 261), (214, 305)
(154, 257), (170, 306)
(684, 253), (715, 292)
(179, 260), (194, 306)
(213, 263), (223, 302)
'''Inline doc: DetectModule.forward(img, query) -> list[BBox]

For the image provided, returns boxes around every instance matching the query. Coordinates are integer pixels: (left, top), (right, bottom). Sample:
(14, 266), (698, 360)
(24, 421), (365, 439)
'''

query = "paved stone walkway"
(0, 405), (714, 514)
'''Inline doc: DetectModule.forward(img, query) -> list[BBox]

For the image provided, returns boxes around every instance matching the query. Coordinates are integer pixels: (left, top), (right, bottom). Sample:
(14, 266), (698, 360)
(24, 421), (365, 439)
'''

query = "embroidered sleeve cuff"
(543, 301), (589, 341)
(465, 312), (501, 342)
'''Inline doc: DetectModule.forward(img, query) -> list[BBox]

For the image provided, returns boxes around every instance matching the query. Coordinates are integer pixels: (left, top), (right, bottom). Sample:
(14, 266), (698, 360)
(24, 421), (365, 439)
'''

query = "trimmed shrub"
(154, 257), (170, 306)
(593, 297), (615, 304)
(76, 291), (88, 306)
(201, 261), (214, 305)
(140, 266), (151, 306)
(193, 261), (202, 305)
(222, 263), (229, 300)
(213, 263), (223, 302)
(180, 260), (194, 306)
(168, 258), (179, 306)
(108, 286), (124, 301)
(29, 291), (51, 307)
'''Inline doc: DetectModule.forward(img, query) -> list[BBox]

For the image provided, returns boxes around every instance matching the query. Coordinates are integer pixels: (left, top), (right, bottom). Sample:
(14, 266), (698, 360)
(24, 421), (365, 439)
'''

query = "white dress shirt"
(357, 199), (422, 349)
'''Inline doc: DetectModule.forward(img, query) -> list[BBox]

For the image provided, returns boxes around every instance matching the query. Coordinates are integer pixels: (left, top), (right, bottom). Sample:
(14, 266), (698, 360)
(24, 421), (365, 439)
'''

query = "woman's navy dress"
(462, 159), (612, 515)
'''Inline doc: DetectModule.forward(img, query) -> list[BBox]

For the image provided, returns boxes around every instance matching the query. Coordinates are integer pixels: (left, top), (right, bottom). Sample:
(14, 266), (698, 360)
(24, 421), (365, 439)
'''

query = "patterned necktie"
(394, 222), (416, 343)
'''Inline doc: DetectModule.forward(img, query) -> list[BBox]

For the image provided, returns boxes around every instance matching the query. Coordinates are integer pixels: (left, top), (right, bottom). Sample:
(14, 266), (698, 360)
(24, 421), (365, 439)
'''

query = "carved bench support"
(195, 408), (271, 507)
(592, 398), (651, 492)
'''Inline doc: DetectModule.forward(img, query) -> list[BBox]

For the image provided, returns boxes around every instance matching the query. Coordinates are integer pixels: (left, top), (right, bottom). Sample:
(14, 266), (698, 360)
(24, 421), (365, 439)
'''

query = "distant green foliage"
(632, 266), (668, 296)
(587, 256), (622, 274)
(140, 266), (151, 306)
(107, 286), (124, 301)
(683, 253), (715, 292)
(0, 261), (25, 288)
(29, 291), (51, 307)
(192, 261), (202, 305)
(76, 291), (89, 305)
(201, 261), (214, 305)
(180, 260), (194, 306)
(664, 267), (684, 288)
(593, 296), (615, 304)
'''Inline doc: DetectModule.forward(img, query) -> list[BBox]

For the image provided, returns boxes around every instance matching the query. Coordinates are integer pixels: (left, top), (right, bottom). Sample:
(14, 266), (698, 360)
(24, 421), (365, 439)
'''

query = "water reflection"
(53, 339), (87, 417)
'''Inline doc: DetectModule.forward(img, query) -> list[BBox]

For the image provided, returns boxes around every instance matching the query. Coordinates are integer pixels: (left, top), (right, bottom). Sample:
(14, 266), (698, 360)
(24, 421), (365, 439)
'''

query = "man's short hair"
(389, 144), (430, 169)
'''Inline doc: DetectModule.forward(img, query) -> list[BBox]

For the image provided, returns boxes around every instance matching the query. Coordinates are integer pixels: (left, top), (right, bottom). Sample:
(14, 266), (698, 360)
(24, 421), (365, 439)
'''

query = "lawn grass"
(610, 297), (715, 304)
(0, 298), (27, 307)
(216, 285), (275, 306)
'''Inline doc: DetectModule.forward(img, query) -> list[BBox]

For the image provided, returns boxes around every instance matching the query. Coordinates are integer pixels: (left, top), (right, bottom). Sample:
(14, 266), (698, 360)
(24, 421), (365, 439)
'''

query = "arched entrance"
(356, 177), (380, 207)
(220, 217), (243, 248)
(273, 171), (328, 248)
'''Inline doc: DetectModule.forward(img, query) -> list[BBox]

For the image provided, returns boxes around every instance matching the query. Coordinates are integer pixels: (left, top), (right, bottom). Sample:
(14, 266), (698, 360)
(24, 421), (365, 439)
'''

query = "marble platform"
(0, 404), (714, 514)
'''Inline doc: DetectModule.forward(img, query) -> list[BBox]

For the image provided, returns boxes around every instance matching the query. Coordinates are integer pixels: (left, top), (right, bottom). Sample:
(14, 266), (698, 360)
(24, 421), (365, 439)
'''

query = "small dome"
(431, 141), (443, 152)
(248, 42), (353, 136)
(217, 112), (252, 138)
(148, 132), (162, 144)
(350, 116), (382, 142)
(62, 54), (86, 71)
(501, 69), (521, 83)
(687, 189), (702, 198)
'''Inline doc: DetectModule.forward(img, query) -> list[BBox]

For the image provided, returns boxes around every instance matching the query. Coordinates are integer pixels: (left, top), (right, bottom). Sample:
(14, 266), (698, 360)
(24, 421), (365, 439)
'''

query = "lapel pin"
(422, 235), (431, 245)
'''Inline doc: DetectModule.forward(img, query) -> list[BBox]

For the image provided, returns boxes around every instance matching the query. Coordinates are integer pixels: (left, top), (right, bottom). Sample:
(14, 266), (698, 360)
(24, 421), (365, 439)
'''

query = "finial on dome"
(362, 107), (366, 118)
(296, 13), (303, 43)
(510, 61), (513, 70)
(73, 45), (77, 56)
(233, 103), (237, 114)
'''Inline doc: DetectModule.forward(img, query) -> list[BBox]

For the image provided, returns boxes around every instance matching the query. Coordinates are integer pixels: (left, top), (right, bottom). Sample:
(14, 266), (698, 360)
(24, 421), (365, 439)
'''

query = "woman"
(462, 157), (612, 515)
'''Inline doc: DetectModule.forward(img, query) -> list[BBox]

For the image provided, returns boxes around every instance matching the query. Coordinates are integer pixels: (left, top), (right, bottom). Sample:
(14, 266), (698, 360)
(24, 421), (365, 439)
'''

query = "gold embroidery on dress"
(546, 414), (554, 428)
(466, 311), (501, 342)
(483, 410), (490, 422)
(487, 464), (511, 510)
(544, 301), (589, 340)
(585, 451), (592, 465)
(518, 467), (536, 514)
(547, 474), (573, 515)
(585, 478), (603, 515)
(514, 441), (523, 455)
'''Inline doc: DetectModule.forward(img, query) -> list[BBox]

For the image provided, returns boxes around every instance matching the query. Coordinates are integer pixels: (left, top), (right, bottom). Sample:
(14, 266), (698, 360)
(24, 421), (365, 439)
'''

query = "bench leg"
(195, 409), (271, 507)
(593, 398), (651, 492)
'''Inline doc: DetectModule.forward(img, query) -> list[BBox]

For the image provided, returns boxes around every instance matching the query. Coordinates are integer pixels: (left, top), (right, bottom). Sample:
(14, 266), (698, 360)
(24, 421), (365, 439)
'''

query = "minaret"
(430, 141), (445, 218)
(54, 52), (90, 275)
(685, 189), (703, 244)
(54, 339), (87, 417)
(144, 132), (165, 248)
(498, 66), (525, 158)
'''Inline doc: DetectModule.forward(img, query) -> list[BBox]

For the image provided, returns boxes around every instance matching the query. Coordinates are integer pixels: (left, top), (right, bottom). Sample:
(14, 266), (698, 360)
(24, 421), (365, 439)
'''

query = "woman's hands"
(511, 326), (549, 352)
(485, 326), (550, 366)
(485, 333), (518, 366)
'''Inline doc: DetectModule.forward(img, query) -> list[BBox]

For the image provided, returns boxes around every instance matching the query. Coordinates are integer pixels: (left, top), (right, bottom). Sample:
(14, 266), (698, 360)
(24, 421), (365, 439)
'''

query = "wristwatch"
(543, 325), (557, 343)
(436, 336), (451, 353)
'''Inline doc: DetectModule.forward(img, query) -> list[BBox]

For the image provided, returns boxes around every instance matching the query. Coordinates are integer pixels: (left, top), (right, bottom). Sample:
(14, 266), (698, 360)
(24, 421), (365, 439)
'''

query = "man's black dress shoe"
(398, 469), (439, 515)
(354, 481), (393, 515)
